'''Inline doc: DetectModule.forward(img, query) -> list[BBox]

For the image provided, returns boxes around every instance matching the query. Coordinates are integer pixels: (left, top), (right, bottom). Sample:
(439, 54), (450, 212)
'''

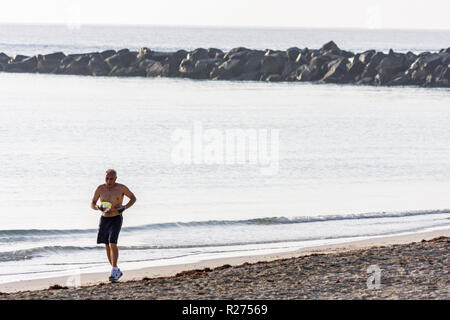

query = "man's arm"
(90, 186), (101, 210)
(122, 185), (137, 210)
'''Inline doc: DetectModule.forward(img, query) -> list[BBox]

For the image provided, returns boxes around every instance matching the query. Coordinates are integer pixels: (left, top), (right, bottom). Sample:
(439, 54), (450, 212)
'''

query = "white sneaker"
(108, 269), (116, 282)
(110, 268), (123, 282)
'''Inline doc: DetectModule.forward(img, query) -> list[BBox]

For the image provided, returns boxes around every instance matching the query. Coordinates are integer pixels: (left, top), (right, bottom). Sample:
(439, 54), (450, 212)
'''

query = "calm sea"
(0, 24), (449, 283)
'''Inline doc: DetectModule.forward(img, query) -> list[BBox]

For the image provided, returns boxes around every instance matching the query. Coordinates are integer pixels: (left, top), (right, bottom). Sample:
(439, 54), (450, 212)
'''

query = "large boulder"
(100, 49), (116, 60)
(296, 65), (315, 81)
(0, 52), (10, 65)
(374, 53), (410, 84)
(88, 54), (110, 76)
(295, 52), (309, 65)
(241, 50), (264, 73)
(320, 41), (341, 55)
(286, 47), (301, 62)
(361, 51), (386, 79)
(146, 61), (170, 77)
(430, 64), (450, 87)
(223, 47), (249, 60)
(211, 58), (245, 79)
(9, 54), (29, 63)
(346, 55), (365, 80)
(179, 57), (219, 79)
(358, 50), (376, 65)
(187, 48), (209, 61)
(410, 53), (442, 73)
(136, 47), (152, 61)
(195, 58), (220, 78)
(305, 55), (332, 80)
(261, 52), (286, 76)
(4, 56), (37, 73)
(178, 58), (195, 75)
(406, 53), (449, 85)
(37, 52), (66, 73)
(165, 49), (187, 76)
(149, 51), (173, 62)
(377, 53), (409, 74)
(227, 50), (250, 61)
(109, 65), (145, 77)
(321, 58), (349, 83)
(208, 48), (223, 59)
(58, 55), (90, 75)
(105, 50), (137, 69)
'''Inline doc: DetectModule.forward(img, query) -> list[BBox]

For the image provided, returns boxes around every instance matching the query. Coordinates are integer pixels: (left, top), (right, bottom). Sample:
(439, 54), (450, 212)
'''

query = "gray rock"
(307, 55), (332, 80)
(9, 54), (29, 63)
(261, 53), (286, 76)
(0, 52), (10, 64)
(346, 55), (365, 80)
(215, 58), (245, 78)
(137, 47), (152, 61)
(358, 50), (376, 64)
(208, 48), (223, 59)
(109, 65), (145, 77)
(374, 54), (410, 84)
(178, 58), (195, 75)
(100, 50), (116, 60)
(4, 56), (37, 73)
(233, 71), (260, 81)
(59, 55), (90, 75)
(223, 47), (249, 60)
(105, 51), (137, 69)
(361, 51), (386, 78)
(179, 57), (218, 79)
(386, 74), (409, 86)
(321, 41), (341, 55)
(321, 58), (349, 83)
(195, 59), (220, 77)
(286, 47), (301, 62)
(296, 65), (315, 81)
(37, 52), (66, 73)
(150, 52), (173, 62)
(88, 55), (110, 76)
(167, 50), (188, 76)
(187, 48), (209, 61)
(280, 61), (298, 81)
(146, 61), (170, 77)
(295, 52), (309, 65)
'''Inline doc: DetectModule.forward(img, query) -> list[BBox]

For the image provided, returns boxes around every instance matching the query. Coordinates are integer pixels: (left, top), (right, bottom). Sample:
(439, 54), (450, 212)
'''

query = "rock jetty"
(1, 41), (449, 87)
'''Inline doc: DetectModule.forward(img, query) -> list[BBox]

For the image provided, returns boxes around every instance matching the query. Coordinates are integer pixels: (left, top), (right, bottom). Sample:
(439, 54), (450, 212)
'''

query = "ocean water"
(0, 25), (450, 283)
(0, 24), (450, 56)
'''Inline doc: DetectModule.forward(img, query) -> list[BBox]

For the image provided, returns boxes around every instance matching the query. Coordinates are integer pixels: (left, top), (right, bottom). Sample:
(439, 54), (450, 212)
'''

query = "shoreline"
(1, 228), (448, 295)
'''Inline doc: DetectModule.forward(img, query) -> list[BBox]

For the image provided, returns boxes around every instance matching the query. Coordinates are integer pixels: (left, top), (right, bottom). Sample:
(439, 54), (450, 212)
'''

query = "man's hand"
(116, 205), (126, 213)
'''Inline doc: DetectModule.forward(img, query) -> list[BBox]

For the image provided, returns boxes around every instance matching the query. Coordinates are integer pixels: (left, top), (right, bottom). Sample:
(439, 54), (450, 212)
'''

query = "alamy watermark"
(171, 121), (279, 175)
(366, 264), (381, 290)
(65, 268), (81, 289)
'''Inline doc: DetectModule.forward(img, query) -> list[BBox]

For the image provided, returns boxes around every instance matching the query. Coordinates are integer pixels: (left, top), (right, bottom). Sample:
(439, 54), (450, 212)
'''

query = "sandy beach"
(0, 229), (448, 299)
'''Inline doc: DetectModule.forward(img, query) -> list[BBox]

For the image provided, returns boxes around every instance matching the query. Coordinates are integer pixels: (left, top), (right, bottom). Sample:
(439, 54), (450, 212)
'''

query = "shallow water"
(0, 24), (449, 55)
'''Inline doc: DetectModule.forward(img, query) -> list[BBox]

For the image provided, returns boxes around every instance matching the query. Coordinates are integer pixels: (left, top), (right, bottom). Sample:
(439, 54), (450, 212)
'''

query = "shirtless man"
(91, 169), (137, 282)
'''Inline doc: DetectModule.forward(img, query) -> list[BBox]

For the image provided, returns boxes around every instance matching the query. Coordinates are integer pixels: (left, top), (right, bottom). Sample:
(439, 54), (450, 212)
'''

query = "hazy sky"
(0, 0), (449, 30)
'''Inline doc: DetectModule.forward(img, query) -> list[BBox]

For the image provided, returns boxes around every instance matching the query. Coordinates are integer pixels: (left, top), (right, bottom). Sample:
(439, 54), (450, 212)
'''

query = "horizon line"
(0, 22), (449, 32)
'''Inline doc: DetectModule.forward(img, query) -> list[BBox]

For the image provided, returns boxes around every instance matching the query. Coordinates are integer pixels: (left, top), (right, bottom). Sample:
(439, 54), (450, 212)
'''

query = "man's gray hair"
(105, 169), (117, 176)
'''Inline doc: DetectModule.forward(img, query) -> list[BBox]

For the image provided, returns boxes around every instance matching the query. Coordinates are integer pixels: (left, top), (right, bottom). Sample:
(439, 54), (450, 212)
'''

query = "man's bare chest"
(100, 188), (123, 202)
